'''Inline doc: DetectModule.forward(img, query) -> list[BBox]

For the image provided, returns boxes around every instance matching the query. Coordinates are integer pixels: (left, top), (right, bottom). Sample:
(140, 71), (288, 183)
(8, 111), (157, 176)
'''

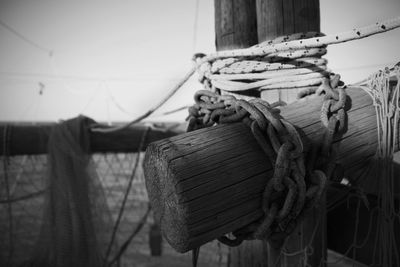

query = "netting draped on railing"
(0, 118), (228, 267)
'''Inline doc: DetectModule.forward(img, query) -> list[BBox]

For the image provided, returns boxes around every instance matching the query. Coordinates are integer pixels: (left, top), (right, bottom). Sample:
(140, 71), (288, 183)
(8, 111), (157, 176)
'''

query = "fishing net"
(327, 64), (400, 267)
(1, 116), (116, 267)
(0, 116), (228, 267)
(362, 65), (400, 266)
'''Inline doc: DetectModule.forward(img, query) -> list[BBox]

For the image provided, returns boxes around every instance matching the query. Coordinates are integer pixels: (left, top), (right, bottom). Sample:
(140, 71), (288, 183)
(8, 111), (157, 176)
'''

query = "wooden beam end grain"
(144, 141), (190, 253)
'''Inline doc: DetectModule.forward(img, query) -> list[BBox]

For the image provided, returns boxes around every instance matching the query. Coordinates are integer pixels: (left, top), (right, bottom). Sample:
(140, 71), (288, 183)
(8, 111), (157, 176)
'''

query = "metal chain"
(186, 88), (336, 247)
(318, 74), (348, 181)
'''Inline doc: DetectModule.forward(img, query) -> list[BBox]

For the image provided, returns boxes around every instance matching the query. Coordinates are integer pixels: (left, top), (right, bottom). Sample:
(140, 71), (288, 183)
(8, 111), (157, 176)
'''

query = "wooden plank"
(0, 122), (184, 156)
(143, 87), (383, 253)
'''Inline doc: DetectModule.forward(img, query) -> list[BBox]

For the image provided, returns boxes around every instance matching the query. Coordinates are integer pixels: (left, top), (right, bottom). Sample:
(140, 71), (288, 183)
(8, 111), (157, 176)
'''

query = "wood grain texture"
(144, 87), (381, 253)
(214, 0), (258, 50)
(256, 0), (320, 42)
(257, 0), (321, 104)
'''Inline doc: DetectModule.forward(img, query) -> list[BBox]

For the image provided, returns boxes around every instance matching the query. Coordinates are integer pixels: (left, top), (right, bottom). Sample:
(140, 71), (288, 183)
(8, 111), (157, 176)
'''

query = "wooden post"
(144, 87), (382, 254)
(214, 0), (324, 265)
(257, 0), (321, 104)
(256, 1), (325, 266)
(214, 0), (258, 50)
(214, 1), (268, 265)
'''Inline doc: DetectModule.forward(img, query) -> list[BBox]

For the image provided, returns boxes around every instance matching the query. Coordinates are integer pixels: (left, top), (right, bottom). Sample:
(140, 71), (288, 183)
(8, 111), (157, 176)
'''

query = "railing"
(0, 123), (229, 267)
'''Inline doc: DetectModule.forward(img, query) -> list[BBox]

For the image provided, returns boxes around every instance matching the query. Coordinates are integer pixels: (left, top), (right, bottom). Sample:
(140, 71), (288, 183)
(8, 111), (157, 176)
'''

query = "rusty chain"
(318, 74), (348, 181)
(185, 82), (348, 247)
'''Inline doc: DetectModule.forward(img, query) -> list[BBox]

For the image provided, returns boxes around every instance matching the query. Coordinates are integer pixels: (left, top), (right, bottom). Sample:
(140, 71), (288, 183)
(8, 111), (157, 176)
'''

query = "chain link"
(319, 74), (348, 181)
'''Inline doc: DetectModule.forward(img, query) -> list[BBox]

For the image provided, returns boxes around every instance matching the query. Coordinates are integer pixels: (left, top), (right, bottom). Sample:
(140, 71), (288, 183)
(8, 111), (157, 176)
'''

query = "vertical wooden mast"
(214, 2), (269, 266)
(214, 1), (325, 266)
(256, 0), (320, 41)
(257, 2), (326, 266)
(257, 0), (321, 103)
(214, 0), (258, 50)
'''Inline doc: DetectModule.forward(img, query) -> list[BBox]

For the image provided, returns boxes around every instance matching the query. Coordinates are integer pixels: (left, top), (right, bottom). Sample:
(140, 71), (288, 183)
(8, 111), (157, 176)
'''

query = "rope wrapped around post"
(90, 17), (399, 133)
(194, 16), (400, 101)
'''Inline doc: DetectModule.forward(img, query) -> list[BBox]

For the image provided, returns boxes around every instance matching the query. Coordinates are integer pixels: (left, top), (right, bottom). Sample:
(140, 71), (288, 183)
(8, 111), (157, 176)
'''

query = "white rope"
(212, 72), (325, 91)
(197, 17), (400, 94)
(201, 17), (400, 62)
(92, 16), (400, 133)
(359, 64), (400, 267)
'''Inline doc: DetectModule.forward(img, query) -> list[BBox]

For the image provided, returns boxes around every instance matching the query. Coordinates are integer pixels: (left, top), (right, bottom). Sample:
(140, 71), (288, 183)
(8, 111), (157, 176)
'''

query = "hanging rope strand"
(360, 64), (400, 267)
(102, 127), (150, 266)
(2, 125), (14, 265)
(91, 67), (196, 133)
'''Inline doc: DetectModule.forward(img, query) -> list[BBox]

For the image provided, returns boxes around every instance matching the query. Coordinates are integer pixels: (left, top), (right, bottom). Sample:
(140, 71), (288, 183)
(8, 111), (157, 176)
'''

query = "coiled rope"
(90, 16), (400, 133)
(196, 31), (328, 96)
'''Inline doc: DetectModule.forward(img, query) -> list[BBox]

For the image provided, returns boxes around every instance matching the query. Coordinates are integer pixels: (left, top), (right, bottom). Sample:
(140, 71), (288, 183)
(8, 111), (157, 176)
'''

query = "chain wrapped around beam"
(186, 75), (347, 248)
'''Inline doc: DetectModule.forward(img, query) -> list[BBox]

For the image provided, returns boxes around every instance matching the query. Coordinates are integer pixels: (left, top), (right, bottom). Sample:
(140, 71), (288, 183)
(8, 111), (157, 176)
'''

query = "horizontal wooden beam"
(0, 122), (185, 156)
(143, 87), (394, 252)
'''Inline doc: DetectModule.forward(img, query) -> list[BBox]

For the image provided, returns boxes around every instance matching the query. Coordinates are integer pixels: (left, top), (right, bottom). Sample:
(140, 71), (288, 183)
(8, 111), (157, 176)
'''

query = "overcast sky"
(0, 0), (399, 123)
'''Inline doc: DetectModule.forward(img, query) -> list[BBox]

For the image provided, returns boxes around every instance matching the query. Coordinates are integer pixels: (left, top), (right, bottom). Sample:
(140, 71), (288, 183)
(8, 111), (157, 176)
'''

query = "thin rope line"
(2, 125), (14, 264)
(0, 189), (46, 204)
(92, 17), (400, 133)
(152, 105), (191, 117)
(79, 85), (102, 114)
(107, 204), (151, 267)
(0, 19), (53, 55)
(91, 66), (196, 133)
(106, 87), (112, 126)
(102, 127), (150, 266)
(105, 82), (135, 117)
(201, 17), (400, 62)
